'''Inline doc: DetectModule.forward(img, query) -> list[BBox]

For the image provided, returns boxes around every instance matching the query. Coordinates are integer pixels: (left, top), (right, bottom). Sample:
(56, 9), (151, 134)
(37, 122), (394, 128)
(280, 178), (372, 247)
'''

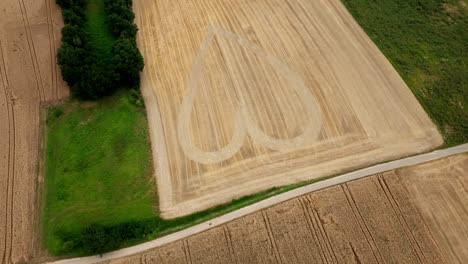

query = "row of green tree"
(79, 220), (158, 254)
(56, 219), (159, 255)
(56, 0), (144, 99)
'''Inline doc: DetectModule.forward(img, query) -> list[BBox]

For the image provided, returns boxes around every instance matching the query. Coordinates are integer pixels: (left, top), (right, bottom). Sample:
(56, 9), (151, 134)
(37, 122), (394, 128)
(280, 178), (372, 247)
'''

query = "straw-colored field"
(103, 154), (468, 264)
(134, 0), (442, 218)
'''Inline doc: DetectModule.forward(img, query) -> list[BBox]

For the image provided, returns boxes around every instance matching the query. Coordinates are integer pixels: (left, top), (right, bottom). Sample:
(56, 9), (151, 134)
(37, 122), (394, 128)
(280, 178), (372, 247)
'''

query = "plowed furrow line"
(183, 239), (192, 264)
(0, 40), (16, 264)
(17, 0), (45, 101)
(377, 175), (425, 263)
(139, 253), (147, 264)
(223, 226), (237, 264)
(0, 39), (9, 264)
(45, 0), (58, 100)
(386, 174), (450, 264)
(304, 197), (339, 264)
(298, 197), (328, 264)
(342, 184), (384, 264)
(261, 211), (281, 264)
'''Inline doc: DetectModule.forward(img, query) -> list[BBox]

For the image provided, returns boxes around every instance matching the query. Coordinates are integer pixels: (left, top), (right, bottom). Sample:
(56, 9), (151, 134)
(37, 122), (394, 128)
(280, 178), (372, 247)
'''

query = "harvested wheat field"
(102, 153), (468, 264)
(134, 0), (443, 218)
(0, 0), (68, 263)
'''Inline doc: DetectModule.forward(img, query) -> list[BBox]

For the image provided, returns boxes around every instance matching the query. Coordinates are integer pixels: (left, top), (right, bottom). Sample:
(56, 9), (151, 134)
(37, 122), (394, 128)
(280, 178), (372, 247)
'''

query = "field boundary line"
(46, 144), (468, 264)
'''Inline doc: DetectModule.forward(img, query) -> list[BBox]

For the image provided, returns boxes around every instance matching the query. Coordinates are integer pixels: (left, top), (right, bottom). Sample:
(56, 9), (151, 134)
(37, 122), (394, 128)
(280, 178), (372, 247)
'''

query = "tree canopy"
(56, 0), (144, 99)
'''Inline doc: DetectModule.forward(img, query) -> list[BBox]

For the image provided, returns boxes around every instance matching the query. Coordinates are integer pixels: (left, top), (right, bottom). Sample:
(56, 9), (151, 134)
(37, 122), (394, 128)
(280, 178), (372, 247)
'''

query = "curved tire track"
(17, 0), (45, 101)
(0, 40), (16, 264)
(0, 0), (66, 262)
(45, 0), (58, 100)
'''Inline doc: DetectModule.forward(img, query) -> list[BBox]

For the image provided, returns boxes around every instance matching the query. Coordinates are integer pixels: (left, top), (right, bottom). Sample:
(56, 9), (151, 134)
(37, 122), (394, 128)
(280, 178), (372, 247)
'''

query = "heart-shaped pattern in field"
(177, 27), (323, 164)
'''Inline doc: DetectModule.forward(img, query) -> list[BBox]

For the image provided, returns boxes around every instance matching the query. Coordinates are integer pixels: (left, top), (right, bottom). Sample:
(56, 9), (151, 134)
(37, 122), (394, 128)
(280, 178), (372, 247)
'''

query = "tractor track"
(17, 0), (45, 101)
(44, 0), (58, 100)
(0, 39), (17, 264)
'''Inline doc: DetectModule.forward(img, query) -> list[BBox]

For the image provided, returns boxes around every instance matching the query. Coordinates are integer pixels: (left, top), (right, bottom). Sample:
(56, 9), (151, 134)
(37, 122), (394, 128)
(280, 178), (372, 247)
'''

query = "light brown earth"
(102, 153), (468, 264)
(134, 0), (443, 219)
(0, 0), (68, 263)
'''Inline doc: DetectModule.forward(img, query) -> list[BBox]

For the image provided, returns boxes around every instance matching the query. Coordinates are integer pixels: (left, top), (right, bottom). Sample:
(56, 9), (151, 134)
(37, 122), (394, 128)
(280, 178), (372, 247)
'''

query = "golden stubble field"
(103, 154), (468, 264)
(134, 0), (443, 218)
(0, 0), (68, 263)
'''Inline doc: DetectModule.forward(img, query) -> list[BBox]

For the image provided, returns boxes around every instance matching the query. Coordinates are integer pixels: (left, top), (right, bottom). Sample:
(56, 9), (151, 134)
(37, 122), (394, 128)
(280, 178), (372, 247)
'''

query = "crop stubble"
(226, 212), (277, 263)
(101, 242), (187, 264)
(104, 154), (467, 264)
(305, 186), (378, 263)
(134, 0), (443, 218)
(0, 0), (68, 263)
(394, 155), (468, 263)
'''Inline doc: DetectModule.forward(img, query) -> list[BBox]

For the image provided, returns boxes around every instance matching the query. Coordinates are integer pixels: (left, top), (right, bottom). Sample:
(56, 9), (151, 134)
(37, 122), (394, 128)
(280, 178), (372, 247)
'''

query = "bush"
(57, 43), (89, 87)
(112, 38), (144, 87)
(73, 220), (158, 255)
(61, 25), (88, 47)
(56, 0), (85, 9)
(80, 224), (116, 254)
(47, 106), (64, 126)
(128, 89), (145, 107)
(62, 8), (86, 25)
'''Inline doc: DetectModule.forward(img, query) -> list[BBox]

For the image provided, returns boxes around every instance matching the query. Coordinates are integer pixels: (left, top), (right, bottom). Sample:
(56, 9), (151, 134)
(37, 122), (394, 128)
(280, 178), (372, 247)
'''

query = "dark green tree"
(56, 0), (144, 100)
(61, 24), (88, 47)
(112, 38), (144, 87)
(62, 8), (85, 25)
(80, 224), (115, 254)
(57, 43), (88, 86)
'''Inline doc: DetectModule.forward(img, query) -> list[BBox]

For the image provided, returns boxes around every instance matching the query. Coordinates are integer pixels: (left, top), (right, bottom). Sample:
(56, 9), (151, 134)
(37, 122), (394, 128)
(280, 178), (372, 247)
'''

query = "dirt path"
(0, 0), (68, 263)
(46, 144), (468, 264)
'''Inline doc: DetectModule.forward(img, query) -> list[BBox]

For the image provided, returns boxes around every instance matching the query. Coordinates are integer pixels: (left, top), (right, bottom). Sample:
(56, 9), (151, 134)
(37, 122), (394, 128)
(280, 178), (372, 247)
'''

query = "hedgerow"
(56, 0), (144, 99)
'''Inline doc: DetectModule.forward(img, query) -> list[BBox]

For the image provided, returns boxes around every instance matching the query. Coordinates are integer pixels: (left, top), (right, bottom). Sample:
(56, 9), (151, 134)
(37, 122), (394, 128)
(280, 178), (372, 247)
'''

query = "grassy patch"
(43, 92), (156, 255)
(341, 0), (467, 146)
(85, 0), (114, 59)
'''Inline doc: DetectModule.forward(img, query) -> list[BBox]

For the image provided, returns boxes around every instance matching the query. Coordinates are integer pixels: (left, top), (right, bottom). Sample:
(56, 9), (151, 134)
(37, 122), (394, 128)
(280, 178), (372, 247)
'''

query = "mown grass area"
(43, 91), (156, 255)
(341, 0), (467, 146)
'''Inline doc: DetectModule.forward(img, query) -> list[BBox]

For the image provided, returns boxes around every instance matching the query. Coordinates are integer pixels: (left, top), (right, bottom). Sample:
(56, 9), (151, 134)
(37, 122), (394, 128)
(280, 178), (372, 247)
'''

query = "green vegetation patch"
(43, 92), (156, 255)
(86, 0), (114, 59)
(341, 0), (467, 146)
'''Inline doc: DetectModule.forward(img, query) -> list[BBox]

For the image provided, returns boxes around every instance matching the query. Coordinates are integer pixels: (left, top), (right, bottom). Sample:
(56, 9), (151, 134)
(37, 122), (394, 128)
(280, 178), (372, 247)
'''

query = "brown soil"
(394, 154), (468, 263)
(225, 212), (278, 263)
(134, 0), (443, 219)
(104, 154), (468, 264)
(0, 0), (68, 263)
(102, 242), (187, 264)
(306, 186), (378, 263)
